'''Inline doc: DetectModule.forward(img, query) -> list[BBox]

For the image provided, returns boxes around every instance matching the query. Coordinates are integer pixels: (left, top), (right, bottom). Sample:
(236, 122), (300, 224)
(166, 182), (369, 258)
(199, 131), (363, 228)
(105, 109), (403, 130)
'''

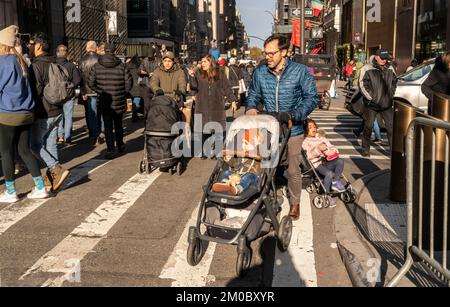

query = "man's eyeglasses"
(264, 49), (281, 58)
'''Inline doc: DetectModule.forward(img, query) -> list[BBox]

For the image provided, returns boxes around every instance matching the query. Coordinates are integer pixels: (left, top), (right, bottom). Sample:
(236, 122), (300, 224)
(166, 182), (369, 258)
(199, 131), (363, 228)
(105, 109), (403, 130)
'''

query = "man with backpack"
(358, 49), (397, 157)
(56, 44), (81, 145)
(28, 32), (70, 192)
(88, 43), (133, 160)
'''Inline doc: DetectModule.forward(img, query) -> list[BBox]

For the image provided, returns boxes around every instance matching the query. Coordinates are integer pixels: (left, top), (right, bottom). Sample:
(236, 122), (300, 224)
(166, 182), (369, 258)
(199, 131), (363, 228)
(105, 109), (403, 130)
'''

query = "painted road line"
(333, 145), (390, 151)
(272, 191), (317, 287)
(19, 171), (161, 286)
(313, 119), (362, 122)
(0, 159), (112, 236)
(340, 155), (390, 160)
(159, 205), (217, 287)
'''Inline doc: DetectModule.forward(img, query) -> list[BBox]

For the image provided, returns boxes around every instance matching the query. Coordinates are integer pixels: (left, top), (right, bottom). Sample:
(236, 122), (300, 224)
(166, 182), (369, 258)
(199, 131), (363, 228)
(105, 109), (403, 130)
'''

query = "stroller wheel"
(277, 216), (293, 252)
(177, 161), (184, 176)
(306, 183), (317, 194)
(139, 161), (147, 174)
(187, 237), (205, 267)
(236, 247), (252, 278)
(340, 191), (357, 204)
(313, 195), (328, 209)
(169, 167), (176, 175)
(321, 92), (332, 110)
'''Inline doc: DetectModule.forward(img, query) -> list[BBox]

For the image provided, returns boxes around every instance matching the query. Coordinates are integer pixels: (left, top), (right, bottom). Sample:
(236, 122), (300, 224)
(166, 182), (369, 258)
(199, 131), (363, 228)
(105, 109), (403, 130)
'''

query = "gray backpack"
(44, 63), (75, 105)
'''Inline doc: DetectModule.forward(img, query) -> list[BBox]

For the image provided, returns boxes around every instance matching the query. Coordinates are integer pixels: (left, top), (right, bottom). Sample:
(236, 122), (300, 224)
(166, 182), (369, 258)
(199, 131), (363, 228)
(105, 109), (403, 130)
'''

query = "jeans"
(57, 98), (75, 142)
(102, 111), (124, 152)
(31, 115), (63, 170)
(316, 159), (345, 193)
(362, 107), (393, 153)
(132, 97), (142, 117)
(86, 96), (105, 139)
(356, 118), (381, 140)
(222, 170), (258, 194)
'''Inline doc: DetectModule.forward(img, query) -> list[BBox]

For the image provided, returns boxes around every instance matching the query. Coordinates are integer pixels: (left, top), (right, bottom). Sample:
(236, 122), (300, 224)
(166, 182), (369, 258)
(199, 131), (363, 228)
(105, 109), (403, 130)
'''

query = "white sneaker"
(0, 190), (19, 203)
(27, 188), (49, 200)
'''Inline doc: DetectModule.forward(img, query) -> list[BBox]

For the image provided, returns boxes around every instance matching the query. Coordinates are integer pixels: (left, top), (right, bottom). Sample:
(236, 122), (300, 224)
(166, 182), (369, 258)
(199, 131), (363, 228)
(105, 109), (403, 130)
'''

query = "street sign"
(304, 8), (314, 18)
(292, 8), (301, 17)
(181, 44), (188, 51)
(292, 8), (313, 18)
(311, 27), (323, 39)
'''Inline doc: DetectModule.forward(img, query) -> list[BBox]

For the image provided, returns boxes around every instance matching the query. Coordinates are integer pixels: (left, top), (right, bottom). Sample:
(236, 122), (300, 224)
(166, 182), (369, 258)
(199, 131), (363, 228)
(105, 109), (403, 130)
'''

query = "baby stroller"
(139, 94), (185, 176)
(301, 150), (357, 209)
(187, 115), (293, 277)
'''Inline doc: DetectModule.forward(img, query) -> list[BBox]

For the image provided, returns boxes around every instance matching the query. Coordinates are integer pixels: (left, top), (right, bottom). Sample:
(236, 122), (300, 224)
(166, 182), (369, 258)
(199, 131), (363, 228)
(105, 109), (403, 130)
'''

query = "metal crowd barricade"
(387, 117), (450, 287)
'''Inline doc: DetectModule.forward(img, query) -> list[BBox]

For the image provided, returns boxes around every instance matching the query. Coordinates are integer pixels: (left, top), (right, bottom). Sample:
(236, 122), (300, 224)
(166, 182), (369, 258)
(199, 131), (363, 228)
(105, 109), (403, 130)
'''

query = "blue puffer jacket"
(246, 59), (318, 136)
(0, 54), (35, 114)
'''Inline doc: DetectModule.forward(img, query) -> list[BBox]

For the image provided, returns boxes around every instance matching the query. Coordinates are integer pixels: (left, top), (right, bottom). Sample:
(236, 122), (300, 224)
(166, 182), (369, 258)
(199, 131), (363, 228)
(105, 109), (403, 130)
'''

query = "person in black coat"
(188, 55), (236, 159)
(126, 55), (143, 122)
(422, 52), (450, 115)
(56, 44), (81, 144)
(88, 43), (133, 159)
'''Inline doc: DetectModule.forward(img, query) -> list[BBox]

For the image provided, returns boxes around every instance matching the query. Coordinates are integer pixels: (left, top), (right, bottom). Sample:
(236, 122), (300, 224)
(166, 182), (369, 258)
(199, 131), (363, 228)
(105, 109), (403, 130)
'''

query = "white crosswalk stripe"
(310, 110), (390, 160)
(20, 171), (162, 286)
(272, 191), (317, 287)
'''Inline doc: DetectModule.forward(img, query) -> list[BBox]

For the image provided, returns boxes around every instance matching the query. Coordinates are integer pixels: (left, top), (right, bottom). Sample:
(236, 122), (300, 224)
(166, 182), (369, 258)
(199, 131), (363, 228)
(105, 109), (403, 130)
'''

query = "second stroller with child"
(302, 119), (356, 208)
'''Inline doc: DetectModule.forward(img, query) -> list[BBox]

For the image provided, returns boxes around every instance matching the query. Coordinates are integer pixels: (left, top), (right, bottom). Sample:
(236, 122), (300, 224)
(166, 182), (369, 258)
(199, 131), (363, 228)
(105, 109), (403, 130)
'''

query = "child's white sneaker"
(27, 188), (49, 200)
(0, 190), (19, 203)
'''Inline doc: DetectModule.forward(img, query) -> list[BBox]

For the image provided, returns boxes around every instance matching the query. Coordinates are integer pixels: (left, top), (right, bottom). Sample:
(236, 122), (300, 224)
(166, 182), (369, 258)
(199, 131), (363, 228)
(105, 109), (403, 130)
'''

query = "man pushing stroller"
(245, 34), (318, 221)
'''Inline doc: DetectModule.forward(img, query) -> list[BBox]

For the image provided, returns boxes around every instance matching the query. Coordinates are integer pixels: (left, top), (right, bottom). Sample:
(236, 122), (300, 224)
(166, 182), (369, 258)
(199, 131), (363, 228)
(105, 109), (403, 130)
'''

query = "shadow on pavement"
(346, 202), (446, 287)
(226, 235), (306, 287)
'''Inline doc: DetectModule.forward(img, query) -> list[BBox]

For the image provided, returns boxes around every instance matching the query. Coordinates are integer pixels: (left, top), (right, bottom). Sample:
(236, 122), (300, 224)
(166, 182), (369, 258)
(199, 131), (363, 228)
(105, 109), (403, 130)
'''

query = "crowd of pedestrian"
(0, 24), (263, 204)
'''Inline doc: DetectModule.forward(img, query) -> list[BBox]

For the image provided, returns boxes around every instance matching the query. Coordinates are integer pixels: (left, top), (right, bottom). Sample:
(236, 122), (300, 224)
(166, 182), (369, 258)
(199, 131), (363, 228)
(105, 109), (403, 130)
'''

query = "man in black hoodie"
(56, 44), (81, 145)
(29, 32), (70, 192)
(88, 43), (133, 159)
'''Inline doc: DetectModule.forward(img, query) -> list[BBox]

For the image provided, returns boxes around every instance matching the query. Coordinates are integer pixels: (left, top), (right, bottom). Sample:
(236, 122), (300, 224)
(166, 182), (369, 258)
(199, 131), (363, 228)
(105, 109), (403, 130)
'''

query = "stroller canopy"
(224, 115), (280, 161)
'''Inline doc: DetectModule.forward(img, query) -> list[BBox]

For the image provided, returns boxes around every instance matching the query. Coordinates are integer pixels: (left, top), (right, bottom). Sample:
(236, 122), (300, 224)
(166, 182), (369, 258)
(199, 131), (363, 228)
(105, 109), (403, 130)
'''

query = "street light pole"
(300, 0), (305, 54)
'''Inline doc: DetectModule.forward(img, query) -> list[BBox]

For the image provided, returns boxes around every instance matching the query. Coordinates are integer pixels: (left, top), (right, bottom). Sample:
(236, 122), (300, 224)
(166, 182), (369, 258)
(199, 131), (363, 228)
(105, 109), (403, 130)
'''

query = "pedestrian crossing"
(0, 110), (383, 287)
(0, 150), (318, 288)
(310, 109), (391, 160)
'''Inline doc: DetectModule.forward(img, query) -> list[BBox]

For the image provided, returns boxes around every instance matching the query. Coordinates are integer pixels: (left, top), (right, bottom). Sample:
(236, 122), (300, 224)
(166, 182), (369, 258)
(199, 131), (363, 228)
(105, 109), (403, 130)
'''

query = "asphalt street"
(0, 85), (391, 287)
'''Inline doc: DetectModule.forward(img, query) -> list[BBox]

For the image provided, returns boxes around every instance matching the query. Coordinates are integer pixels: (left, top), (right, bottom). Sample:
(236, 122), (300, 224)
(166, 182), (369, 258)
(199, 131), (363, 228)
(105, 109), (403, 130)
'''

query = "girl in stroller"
(302, 119), (346, 208)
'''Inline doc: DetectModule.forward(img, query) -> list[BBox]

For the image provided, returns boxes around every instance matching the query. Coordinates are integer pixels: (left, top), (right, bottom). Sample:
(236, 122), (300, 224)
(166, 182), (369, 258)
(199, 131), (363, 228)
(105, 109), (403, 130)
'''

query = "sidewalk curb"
(334, 170), (390, 287)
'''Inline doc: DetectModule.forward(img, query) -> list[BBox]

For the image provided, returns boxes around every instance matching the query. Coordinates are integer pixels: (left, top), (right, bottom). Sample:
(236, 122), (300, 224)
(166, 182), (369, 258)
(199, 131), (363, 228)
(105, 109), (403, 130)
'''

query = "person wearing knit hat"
(0, 25), (49, 203)
(0, 25), (19, 47)
(150, 49), (186, 100)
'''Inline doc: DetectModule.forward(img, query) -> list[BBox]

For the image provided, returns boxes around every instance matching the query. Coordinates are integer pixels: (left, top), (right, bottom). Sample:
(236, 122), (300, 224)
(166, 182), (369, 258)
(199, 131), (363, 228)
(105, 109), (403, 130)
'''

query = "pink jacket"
(302, 136), (338, 168)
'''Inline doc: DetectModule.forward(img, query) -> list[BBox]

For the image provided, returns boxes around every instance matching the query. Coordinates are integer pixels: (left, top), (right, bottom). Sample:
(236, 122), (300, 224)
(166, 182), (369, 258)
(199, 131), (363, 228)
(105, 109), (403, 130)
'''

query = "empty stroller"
(187, 115), (294, 277)
(139, 95), (186, 175)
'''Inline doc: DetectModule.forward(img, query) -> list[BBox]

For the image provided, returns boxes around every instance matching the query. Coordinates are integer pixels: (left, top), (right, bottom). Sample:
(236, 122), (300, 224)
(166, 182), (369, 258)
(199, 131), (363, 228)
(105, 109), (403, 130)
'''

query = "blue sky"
(236, 0), (276, 49)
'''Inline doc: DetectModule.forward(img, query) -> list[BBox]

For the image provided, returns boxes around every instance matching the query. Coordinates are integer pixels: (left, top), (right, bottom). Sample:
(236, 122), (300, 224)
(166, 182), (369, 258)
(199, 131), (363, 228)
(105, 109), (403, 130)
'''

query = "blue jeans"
(222, 170), (258, 194)
(373, 118), (382, 140)
(356, 118), (381, 140)
(86, 96), (105, 139)
(31, 115), (63, 170)
(132, 97), (142, 116)
(57, 98), (75, 141)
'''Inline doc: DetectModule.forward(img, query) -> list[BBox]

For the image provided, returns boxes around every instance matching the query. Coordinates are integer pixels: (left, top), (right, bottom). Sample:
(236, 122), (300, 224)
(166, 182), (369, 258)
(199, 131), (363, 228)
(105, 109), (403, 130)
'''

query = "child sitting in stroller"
(212, 128), (264, 196)
(302, 119), (346, 207)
